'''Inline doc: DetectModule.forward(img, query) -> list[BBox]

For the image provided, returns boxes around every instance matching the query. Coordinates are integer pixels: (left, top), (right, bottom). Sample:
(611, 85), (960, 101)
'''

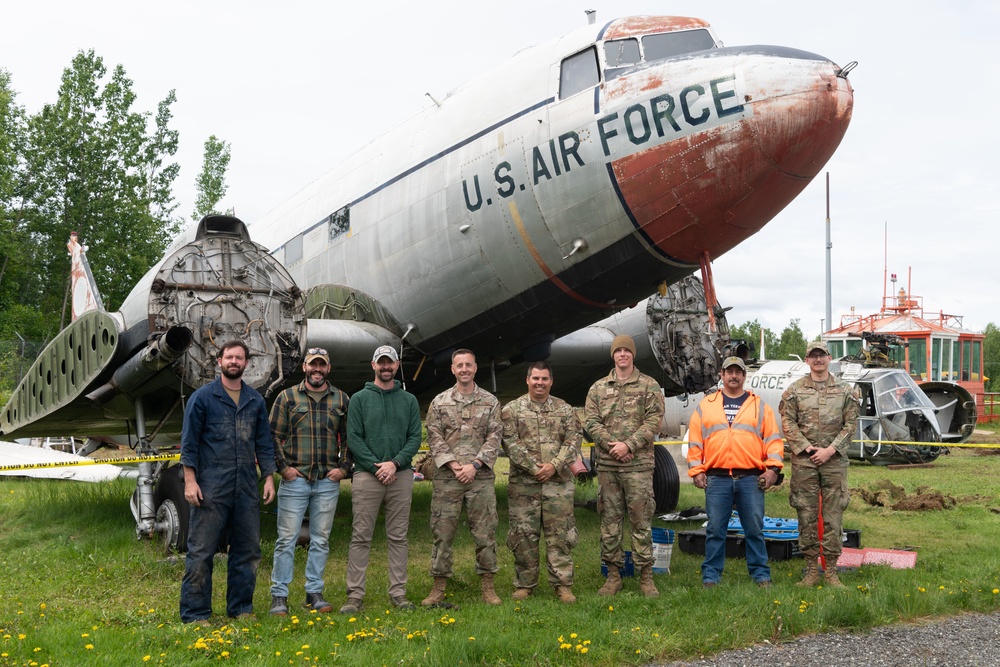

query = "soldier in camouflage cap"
(421, 349), (504, 607)
(585, 334), (665, 598)
(502, 361), (583, 604)
(779, 341), (859, 588)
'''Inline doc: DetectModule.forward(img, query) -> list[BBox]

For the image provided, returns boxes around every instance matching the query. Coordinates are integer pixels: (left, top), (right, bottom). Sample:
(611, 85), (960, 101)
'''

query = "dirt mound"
(855, 479), (957, 511)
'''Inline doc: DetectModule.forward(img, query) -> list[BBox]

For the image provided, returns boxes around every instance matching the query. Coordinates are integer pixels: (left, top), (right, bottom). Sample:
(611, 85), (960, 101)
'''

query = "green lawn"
(1, 446), (999, 666)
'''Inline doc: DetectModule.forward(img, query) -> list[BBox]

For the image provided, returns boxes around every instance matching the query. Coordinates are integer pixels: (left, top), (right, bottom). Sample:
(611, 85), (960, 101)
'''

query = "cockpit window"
(559, 47), (599, 99)
(642, 30), (716, 62)
(605, 38), (640, 68)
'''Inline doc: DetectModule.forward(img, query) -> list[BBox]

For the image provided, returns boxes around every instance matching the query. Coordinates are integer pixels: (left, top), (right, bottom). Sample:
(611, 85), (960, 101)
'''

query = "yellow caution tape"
(0, 452), (180, 472)
(646, 439), (998, 449)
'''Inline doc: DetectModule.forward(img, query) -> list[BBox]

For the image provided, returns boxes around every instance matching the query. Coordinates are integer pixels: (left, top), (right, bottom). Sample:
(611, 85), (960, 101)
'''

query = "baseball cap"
(806, 341), (830, 356)
(304, 347), (329, 364)
(372, 345), (399, 362)
(721, 356), (747, 372)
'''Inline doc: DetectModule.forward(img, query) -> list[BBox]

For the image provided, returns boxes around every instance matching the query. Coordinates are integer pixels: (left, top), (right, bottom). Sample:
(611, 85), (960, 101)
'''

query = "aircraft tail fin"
(67, 232), (105, 320)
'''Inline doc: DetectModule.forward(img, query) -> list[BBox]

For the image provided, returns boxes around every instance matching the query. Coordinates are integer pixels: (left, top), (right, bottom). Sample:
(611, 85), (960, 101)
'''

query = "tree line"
(0, 51), (230, 397)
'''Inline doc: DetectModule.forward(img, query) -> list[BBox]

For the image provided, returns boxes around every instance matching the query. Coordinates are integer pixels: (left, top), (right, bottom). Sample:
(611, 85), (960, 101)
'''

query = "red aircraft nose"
(606, 47), (854, 265)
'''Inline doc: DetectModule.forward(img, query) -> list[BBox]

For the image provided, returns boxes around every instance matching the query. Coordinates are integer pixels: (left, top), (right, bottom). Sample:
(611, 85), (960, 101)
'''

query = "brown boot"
(824, 569), (845, 588)
(639, 566), (660, 598)
(511, 587), (533, 601)
(480, 573), (501, 605)
(555, 586), (576, 604)
(796, 559), (822, 587)
(421, 577), (447, 606)
(597, 569), (622, 596)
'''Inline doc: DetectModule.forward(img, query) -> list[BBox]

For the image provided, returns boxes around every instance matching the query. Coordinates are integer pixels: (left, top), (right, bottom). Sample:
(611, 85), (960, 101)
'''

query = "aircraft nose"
(607, 46), (854, 264)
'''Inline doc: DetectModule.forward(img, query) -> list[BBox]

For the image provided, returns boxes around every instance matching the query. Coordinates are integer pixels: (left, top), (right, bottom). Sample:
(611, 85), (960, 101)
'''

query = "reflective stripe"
(766, 452), (783, 462)
(764, 433), (782, 445)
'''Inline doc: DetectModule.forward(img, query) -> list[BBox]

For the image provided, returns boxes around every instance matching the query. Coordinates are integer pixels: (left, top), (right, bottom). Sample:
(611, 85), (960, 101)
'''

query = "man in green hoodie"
(341, 345), (423, 614)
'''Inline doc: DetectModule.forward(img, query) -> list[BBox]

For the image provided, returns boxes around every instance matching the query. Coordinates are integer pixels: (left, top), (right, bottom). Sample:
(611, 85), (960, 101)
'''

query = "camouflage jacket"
(584, 368), (664, 472)
(501, 394), (582, 484)
(779, 374), (859, 462)
(426, 384), (502, 480)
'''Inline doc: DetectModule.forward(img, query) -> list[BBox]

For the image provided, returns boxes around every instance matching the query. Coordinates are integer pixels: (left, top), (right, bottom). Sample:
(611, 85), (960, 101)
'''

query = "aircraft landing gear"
(153, 464), (190, 552)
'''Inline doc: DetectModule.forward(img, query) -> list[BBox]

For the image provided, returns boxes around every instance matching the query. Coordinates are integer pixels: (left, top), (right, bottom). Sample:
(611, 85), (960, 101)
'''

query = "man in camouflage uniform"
(779, 341), (859, 588)
(421, 349), (504, 606)
(585, 334), (665, 598)
(502, 361), (582, 604)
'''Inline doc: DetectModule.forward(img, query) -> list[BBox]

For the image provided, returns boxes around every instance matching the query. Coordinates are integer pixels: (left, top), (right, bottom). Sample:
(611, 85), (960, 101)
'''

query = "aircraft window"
(328, 206), (350, 241)
(642, 29), (716, 62)
(605, 38), (640, 68)
(286, 234), (303, 265)
(560, 47), (599, 99)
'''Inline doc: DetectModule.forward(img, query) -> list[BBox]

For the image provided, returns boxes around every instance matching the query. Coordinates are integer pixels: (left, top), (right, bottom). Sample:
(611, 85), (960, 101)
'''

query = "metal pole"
(825, 172), (832, 334)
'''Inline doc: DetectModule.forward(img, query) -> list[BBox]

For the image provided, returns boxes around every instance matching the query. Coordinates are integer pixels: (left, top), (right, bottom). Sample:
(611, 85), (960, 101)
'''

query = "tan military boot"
(824, 568), (845, 588)
(555, 586), (577, 604)
(796, 559), (822, 587)
(598, 569), (622, 596)
(639, 566), (660, 598)
(511, 587), (533, 601)
(480, 573), (501, 605)
(421, 577), (447, 606)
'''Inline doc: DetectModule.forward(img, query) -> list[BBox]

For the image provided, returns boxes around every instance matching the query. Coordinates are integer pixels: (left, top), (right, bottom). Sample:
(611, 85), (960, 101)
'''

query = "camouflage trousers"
(429, 476), (498, 577)
(597, 469), (654, 568)
(789, 456), (850, 560)
(506, 478), (578, 588)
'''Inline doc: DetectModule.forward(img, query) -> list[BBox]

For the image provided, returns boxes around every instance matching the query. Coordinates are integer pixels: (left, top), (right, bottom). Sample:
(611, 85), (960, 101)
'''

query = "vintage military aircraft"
(0, 15), (854, 549)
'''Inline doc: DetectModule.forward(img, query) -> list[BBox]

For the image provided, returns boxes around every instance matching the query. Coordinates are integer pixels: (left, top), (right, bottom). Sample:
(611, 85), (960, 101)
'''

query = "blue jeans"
(180, 487), (262, 622)
(703, 474), (770, 584)
(271, 476), (341, 597)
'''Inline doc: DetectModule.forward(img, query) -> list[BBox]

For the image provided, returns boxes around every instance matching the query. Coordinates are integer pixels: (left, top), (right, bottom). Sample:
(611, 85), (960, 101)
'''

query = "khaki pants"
(345, 470), (414, 600)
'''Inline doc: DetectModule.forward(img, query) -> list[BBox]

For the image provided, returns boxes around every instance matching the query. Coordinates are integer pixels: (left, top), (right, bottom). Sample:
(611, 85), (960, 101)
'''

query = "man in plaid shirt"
(268, 348), (351, 616)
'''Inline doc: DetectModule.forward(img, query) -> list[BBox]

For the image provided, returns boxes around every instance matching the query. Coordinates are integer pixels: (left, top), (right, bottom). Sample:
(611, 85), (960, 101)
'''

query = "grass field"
(2, 442), (1000, 666)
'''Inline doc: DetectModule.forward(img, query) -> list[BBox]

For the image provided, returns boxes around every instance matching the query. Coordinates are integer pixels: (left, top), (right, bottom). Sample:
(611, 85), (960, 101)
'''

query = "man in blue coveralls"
(179, 340), (276, 624)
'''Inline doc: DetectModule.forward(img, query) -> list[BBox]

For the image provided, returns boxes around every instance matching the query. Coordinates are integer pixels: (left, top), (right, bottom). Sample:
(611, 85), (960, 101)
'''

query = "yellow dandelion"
(468, 637), (476, 641)
(558, 635), (564, 643)
(993, 589), (999, 594)
(570, 633), (577, 639)
(581, 647), (589, 654)
(143, 656), (151, 662)
(349, 617), (356, 623)
(608, 605), (614, 611)
(85, 644), (94, 650)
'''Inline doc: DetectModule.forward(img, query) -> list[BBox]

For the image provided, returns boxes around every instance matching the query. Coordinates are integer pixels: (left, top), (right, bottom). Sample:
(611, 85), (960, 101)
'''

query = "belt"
(705, 468), (762, 479)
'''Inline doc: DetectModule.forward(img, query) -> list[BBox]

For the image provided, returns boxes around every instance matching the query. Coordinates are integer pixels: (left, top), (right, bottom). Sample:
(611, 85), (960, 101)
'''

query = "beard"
(221, 364), (244, 380)
(306, 372), (328, 388)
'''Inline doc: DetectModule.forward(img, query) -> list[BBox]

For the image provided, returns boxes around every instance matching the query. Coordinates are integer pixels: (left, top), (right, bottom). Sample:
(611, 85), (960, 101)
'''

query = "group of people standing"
(178, 334), (664, 624)
(177, 334), (858, 625)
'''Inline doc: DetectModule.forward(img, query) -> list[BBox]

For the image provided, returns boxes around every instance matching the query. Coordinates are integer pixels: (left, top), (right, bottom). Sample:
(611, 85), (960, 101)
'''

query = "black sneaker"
(270, 596), (288, 616)
(391, 595), (416, 611)
(304, 592), (334, 613)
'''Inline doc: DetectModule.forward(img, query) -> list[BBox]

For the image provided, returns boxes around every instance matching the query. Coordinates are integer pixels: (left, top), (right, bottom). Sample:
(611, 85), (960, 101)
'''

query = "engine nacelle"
(646, 275), (732, 396)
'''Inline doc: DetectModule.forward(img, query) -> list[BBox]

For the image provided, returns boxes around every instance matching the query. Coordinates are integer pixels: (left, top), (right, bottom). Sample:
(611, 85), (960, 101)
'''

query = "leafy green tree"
(984, 322), (999, 393)
(0, 69), (32, 310)
(18, 50), (180, 321)
(192, 135), (231, 220)
(729, 318), (777, 361)
(771, 318), (809, 362)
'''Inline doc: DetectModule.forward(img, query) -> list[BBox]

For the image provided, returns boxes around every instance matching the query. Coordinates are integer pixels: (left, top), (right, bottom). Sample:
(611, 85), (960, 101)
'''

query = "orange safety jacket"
(686, 390), (784, 478)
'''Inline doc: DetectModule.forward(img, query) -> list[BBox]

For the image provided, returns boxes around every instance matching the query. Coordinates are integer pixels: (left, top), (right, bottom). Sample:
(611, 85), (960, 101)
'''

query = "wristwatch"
(472, 460), (482, 470)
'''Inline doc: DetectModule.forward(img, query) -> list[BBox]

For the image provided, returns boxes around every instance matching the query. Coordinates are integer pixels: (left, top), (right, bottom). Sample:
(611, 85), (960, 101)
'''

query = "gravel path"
(655, 611), (1000, 666)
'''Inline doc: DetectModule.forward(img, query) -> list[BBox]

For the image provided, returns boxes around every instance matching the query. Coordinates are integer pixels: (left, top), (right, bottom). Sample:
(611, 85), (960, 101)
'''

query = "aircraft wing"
(0, 440), (124, 482)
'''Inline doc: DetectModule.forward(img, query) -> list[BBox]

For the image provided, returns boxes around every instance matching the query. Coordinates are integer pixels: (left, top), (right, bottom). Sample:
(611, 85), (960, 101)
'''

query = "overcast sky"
(3, 1), (997, 338)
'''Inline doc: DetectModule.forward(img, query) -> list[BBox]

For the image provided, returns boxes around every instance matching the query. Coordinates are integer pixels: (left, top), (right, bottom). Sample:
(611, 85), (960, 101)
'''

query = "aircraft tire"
(154, 465), (190, 552)
(653, 445), (679, 514)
